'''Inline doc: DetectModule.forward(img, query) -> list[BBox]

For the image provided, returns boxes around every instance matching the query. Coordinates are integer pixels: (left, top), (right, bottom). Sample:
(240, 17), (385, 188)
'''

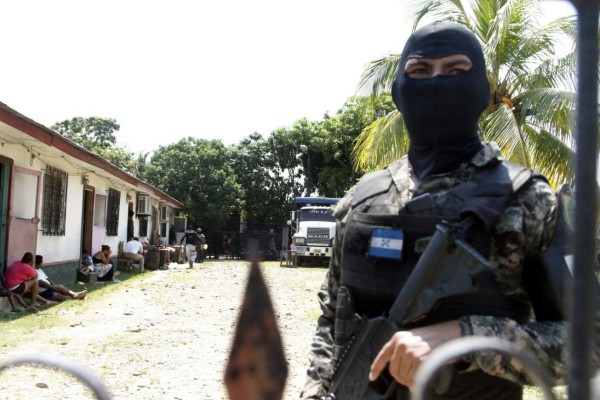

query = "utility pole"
(300, 144), (310, 196)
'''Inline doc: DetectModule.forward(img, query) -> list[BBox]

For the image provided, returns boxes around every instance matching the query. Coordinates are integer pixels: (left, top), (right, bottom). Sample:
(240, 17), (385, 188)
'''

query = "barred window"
(42, 166), (68, 236)
(139, 216), (148, 237)
(106, 188), (120, 236)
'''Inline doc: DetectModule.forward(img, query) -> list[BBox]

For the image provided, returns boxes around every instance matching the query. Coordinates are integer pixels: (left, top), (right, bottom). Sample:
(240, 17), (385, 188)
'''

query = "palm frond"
(545, 14), (577, 43)
(520, 124), (574, 187)
(481, 104), (531, 167)
(483, 97), (575, 187)
(513, 88), (576, 143)
(516, 50), (577, 93)
(406, 0), (468, 30)
(479, 0), (513, 74)
(356, 54), (401, 98)
(352, 110), (408, 172)
(493, 0), (540, 72)
(504, 15), (575, 82)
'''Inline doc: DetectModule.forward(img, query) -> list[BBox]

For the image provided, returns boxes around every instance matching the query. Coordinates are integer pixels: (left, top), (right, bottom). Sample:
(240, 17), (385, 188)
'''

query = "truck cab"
(291, 197), (339, 266)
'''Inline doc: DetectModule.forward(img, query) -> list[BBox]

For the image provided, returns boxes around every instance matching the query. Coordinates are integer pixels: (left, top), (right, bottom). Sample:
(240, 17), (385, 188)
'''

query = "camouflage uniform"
(300, 142), (599, 399)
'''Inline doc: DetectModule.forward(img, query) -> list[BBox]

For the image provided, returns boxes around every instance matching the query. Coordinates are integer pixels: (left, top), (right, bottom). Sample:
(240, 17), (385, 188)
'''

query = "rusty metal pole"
(568, 0), (599, 399)
(224, 258), (288, 400)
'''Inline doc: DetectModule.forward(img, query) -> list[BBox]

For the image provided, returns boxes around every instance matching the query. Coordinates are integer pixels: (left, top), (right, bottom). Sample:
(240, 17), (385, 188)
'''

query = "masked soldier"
(301, 21), (598, 399)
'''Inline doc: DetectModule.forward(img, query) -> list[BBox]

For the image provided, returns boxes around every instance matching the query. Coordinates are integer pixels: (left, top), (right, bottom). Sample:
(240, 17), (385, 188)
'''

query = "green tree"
(52, 117), (136, 173)
(230, 132), (288, 227)
(354, 0), (576, 187)
(267, 120), (314, 199)
(312, 95), (396, 197)
(134, 150), (151, 179)
(143, 138), (243, 234)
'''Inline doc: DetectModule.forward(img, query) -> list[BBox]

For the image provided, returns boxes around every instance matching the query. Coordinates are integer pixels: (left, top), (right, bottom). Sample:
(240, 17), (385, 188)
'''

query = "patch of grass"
(306, 308), (322, 322)
(0, 311), (50, 336)
(0, 270), (145, 346)
(46, 336), (71, 345)
(127, 353), (144, 363)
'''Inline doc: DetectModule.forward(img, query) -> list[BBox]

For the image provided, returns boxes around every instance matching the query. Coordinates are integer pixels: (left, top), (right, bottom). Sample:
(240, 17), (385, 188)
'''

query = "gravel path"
(0, 260), (327, 399)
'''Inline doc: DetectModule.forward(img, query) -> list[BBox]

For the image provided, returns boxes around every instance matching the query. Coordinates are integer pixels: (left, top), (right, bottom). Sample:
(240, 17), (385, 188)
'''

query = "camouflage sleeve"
(458, 177), (600, 385)
(300, 198), (349, 399)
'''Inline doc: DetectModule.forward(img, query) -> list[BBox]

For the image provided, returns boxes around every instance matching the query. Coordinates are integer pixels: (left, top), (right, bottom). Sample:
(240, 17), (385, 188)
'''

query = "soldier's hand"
(369, 320), (461, 391)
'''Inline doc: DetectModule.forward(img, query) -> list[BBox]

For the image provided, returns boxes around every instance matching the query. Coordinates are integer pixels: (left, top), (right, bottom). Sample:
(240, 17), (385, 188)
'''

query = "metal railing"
(0, 354), (111, 399)
(412, 337), (557, 400)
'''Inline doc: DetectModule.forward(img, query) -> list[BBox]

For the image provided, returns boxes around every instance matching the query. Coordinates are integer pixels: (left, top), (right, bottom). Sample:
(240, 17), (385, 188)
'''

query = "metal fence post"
(568, 1), (600, 399)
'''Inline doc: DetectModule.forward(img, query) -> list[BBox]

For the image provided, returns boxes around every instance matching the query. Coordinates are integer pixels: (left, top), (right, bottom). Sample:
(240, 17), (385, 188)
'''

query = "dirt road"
(0, 260), (327, 399)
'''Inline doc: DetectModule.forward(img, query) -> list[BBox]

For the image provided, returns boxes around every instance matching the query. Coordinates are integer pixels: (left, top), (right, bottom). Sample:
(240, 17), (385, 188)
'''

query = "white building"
(0, 101), (184, 282)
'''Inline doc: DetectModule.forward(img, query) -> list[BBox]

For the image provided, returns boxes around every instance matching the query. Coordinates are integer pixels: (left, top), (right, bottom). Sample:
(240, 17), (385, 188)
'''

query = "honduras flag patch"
(368, 228), (404, 260)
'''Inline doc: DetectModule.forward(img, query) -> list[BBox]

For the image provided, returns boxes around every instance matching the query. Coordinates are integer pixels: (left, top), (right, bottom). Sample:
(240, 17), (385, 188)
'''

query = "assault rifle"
(322, 221), (491, 399)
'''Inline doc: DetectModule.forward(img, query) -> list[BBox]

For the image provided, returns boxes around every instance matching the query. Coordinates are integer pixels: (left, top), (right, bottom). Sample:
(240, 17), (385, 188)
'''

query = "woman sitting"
(92, 245), (120, 282)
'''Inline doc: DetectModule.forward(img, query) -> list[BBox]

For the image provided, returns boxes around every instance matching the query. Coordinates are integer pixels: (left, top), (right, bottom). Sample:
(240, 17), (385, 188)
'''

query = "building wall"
(0, 113), (183, 281)
(4, 145), (43, 265)
(0, 143), (131, 273)
(36, 173), (84, 263)
(86, 175), (129, 256)
(41, 260), (80, 284)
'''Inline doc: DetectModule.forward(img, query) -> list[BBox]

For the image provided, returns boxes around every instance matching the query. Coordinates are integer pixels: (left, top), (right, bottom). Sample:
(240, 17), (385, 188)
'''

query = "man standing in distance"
(196, 228), (207, 263)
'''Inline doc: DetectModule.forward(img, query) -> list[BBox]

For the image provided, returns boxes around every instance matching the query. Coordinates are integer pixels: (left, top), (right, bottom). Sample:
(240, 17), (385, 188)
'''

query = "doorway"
(0, 161), (10, 272)
(82, 186), (95, 255)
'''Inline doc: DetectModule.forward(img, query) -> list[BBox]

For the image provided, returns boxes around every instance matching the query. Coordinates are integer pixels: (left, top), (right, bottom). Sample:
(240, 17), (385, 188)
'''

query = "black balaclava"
(391, 21), (490, 179)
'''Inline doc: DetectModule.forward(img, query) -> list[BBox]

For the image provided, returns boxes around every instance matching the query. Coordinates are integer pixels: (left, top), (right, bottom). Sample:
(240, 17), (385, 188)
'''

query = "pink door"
(7, 167), (41, 266)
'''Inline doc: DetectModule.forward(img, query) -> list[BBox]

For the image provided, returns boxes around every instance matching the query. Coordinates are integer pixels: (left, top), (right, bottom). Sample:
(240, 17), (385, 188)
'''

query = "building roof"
(0, 100), (184, 209)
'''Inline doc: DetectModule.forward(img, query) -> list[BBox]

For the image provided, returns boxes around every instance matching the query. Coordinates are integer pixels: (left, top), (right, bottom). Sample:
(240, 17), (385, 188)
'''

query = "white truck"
(290, 197), (339, 266)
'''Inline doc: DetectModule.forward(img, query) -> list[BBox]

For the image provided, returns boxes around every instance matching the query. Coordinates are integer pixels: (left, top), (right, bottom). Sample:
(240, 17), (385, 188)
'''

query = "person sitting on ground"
(78, 249), (96, 281)
(123, 237), (145, 272)
(5, 252), (56, 308)
(81, 249), (93, 269)
(92, 245), (120, 282)
(35, 255), (87, 301)
(0, 274), (32, 312)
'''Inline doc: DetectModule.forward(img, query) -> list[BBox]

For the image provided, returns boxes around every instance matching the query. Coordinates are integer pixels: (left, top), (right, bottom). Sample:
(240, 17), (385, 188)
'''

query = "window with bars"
(137, 193), (151, 215)
(42, 166), (68, 236)
(106, 188), (120, 236)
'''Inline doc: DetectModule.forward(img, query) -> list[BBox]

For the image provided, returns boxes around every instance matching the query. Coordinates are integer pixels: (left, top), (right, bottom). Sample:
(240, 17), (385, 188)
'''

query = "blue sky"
(0, 0), (575, 154)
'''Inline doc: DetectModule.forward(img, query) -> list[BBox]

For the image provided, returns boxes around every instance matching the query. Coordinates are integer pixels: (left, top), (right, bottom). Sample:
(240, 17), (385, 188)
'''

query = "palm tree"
(353, 0), (577, 187)
(134, 150), (151, 179)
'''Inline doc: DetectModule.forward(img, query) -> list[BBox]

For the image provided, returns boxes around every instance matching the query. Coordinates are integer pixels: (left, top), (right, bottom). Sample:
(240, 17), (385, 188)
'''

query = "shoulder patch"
(501, 160), (545, 193)
(350, 169), (393, 207)
(461, 161), (538, 228)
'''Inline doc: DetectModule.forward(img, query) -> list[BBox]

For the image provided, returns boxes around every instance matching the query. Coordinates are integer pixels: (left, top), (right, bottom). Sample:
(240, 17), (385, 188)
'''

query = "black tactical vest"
(184, 230), (198, 245)
(339, 160), (536, 399)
